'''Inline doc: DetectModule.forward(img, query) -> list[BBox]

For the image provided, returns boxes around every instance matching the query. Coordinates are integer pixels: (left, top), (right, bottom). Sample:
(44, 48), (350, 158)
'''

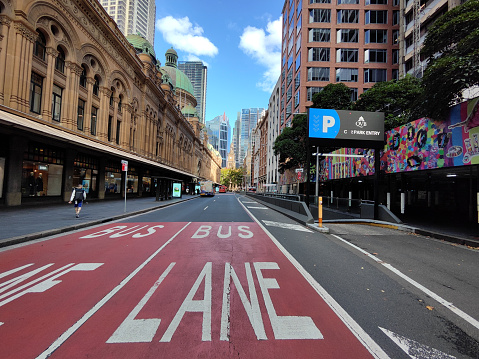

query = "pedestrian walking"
(69, 184), (86, 218)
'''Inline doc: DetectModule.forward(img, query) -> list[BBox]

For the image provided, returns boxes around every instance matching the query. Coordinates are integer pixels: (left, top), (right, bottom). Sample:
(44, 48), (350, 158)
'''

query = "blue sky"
(154, 0), (283, 130)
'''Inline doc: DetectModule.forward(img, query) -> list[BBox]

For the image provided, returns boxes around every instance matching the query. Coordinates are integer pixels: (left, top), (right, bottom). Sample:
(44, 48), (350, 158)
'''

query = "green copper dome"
(160, 48), (195, 96)
(181, 104), (198, 118)
(126, 34), (156, 59)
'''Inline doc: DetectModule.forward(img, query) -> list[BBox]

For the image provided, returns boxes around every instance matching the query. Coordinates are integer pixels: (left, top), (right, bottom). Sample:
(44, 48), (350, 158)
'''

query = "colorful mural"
(319, 97), (479, 181)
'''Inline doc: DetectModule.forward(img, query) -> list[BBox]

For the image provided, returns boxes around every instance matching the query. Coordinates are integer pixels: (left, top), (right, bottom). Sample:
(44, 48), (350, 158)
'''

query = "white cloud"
(156, 16), (218, 57)
(185, 54), (210, 68)
(239, 17), (282, 92)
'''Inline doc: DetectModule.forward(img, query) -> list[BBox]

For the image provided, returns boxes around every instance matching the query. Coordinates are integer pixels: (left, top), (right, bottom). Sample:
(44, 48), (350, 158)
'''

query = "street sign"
(308, 109), (384, 148)
(295, 168), (303, 173)
(121, 160), (128, 172)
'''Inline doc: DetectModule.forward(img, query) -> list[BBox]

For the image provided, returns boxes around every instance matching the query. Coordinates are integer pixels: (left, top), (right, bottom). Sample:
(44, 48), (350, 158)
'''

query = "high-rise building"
(205, 114), (230, 168)
(101, 0), (156, 44)
(280, 0), (399, 129)
(178, 61), (208, 124)
(239, 108), (265, 164)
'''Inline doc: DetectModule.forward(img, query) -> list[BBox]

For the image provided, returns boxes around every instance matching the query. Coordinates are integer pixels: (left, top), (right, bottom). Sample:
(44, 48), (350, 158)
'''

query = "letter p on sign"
(323, 116), (335, 133)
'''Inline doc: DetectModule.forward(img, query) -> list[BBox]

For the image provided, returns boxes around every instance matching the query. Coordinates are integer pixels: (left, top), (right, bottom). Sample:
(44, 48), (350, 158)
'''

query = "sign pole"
(305, 112), (310, 209)
(121, 160), (128, 213)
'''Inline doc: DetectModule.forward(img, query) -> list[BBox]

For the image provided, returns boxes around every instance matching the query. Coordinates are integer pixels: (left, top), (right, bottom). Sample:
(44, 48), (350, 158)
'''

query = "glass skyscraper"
(178, 61), (208, 124)
(205, 114), (230, 168)
(239, 108), (265, 165)
(101, 0), (156, 44)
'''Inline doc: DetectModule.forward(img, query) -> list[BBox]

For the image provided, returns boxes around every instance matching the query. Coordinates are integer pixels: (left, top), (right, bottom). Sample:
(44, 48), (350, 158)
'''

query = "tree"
(220, 168), (246, 189)
(312, 83), (352, 110)
(353, 75), (424, 130)
(420, 0), (479, 121)
(274, 84), (355, 173)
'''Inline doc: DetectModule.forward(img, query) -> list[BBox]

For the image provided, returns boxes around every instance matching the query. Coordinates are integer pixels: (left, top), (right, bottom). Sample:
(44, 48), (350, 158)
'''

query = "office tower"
(205, 114), (230, 168)
(101, 0), (156, 44)
(280, 0), (399, 129)
(178, 61), (208, 124)
(267, 77), (281, 187)
(233, 114), (241, 168)
(239, 108), (265, 164)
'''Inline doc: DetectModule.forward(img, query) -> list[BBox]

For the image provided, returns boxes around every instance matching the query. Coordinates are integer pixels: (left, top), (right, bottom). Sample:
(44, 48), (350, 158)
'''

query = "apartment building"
(280, 0), (400, 128)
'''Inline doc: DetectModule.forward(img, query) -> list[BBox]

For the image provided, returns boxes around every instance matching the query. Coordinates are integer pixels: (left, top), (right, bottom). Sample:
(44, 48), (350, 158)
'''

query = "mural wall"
(319, 97), (479, 181)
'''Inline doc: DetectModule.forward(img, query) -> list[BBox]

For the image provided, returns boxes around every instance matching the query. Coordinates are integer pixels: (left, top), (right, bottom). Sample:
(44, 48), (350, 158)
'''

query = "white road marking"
(238, 198), (390, 359)
(36, 222), (191, 359)
(247, 206), (268, 209)
(379, 327), (456, 359)
(242, 201), (257, 204)
(263, 220), (313, 233)
(331, 234), (479, 331)
(0, 264), (34, 279)
(204, 206), (208, 211)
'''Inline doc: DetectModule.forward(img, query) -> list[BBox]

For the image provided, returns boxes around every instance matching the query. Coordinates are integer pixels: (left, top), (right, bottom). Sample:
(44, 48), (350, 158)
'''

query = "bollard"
(318, 196), (323, 228)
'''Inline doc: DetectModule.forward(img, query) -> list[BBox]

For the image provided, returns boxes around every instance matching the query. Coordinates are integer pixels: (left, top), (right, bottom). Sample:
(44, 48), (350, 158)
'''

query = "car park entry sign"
(308, 108), (384, 148)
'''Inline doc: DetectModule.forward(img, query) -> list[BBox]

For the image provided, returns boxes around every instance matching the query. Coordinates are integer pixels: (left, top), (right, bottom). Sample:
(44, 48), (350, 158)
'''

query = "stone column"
(98, 86), (111, 142)
(97, 156), (106, 200)
(112, 96), (119, 144)
(9, 22), (35, 111)
(41, 47), (58, 120)
(0, 16), (12, 104)
(5, 136), (27, 206)
(122, 104), (133, 148)
(63, 62), (82, 130)
(83, 77), (95, 134)
(62, 149), (77, 202)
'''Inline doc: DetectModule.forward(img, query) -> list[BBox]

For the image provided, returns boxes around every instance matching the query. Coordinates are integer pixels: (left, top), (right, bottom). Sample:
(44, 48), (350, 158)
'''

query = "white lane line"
(247, 206), (268, 210)
(36, 222), (192, 359)
(263, 220), (313, 233)
(204, 206), (208, 211)
(242, 201), (257, 204)
(331, 233), (479, 332)
(238, 199), (390, 359)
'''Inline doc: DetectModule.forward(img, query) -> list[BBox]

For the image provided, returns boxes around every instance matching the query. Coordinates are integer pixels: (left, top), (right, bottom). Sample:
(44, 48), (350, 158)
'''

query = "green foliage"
(421, 0), (479, 120)
(312, 83), (352, 110)
(220, 168), (245, 188)
(273, 114), (308, 173)
(353, 75), (424, 130)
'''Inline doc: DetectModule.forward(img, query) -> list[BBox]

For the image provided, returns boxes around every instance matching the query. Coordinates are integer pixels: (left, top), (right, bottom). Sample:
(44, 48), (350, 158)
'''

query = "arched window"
(110, 88), (114, 107)
(55, 47), (65, 73)
(79, 65), (87, 88)
(34, 31), (46, 61)
(93, 75), (100, 96)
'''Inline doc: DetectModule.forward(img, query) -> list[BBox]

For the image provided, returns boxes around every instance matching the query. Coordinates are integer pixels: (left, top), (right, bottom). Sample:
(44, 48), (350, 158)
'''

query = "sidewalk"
(0, 195), (196, 248)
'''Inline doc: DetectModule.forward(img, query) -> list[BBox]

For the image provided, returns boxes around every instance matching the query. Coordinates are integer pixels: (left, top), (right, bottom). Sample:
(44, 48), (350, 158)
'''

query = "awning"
(0, 108), (195, 178)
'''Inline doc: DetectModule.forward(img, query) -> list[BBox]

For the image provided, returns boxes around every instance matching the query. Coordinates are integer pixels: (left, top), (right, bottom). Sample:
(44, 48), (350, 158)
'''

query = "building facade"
(178, 61), (207, 124)
(205, 113), (230, 168)
(266, 77), (281, 189)
(280, 0), (400, 128)
(0, 0), (221, 207)
(101, 0), (156, 45)
(239, 108), (265, 165)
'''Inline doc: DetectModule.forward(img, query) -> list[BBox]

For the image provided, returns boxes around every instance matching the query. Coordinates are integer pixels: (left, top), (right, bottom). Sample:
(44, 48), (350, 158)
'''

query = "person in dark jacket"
(69, 184), (86, 218)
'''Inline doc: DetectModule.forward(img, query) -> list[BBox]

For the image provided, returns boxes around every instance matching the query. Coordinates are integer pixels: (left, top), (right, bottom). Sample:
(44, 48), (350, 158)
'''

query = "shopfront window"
(73, 154), (98, 197)
(105, 161), (122, 195)
(127, 174), (138, 193)
(142, 177), (151, 194)
(21, 143), (64, 198)
(22, 162), (63, 197)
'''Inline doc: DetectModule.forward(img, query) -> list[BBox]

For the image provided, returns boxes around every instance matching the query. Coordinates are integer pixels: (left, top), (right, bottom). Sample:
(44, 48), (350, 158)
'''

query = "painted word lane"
(0, 222), (377, 358)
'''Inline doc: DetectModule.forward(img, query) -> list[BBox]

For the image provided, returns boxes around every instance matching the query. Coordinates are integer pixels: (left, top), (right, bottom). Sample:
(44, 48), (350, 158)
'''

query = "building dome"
(126, 34), (156, 59)
(181, 104), (198, 118)
(160, 48), (195, 96)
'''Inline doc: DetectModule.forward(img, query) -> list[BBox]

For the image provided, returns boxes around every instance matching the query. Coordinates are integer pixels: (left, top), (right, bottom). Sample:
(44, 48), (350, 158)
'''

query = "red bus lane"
(32, 222), (384, 359)
(0, 222), (187, 359)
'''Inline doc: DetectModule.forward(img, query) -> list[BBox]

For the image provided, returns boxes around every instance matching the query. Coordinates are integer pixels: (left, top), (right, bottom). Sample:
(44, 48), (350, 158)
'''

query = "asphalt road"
(0, 193), (477, 358)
